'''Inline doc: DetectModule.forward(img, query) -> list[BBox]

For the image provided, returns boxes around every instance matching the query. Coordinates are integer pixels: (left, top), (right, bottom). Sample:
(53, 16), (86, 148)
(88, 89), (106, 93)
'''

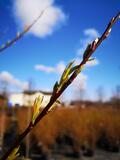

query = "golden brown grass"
(15, 106), (120, 148)
(0, 111), (10, 135)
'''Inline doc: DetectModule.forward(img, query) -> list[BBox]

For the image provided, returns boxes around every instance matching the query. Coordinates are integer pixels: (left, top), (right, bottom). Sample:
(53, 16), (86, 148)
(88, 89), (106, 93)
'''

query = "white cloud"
(0, 71), (28, 90)
(77, 28), (100, 55)
(35, 64), (55, 73)
(84, 28), (100, 38)
(14, 0), (66, 37)
(35, 61), (66, 74)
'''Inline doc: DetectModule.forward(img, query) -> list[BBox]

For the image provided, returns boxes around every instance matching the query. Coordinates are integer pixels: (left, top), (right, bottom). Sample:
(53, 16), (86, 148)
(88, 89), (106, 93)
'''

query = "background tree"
(96, 86), (105, 103)
(111, 85), (120, 107)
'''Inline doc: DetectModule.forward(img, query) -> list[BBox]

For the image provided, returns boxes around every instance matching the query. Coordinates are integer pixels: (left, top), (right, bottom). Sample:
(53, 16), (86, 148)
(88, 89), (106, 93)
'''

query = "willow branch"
(0, 12), (120, 160)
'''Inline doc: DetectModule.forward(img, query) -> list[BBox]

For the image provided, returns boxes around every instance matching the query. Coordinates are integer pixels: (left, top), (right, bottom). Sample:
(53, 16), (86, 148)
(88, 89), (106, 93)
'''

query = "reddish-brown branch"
(0, 12), (120, 160)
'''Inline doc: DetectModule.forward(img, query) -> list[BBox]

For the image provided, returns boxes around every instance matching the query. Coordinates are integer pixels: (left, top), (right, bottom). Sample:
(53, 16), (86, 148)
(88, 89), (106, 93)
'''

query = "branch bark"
(0, 12), (120, 160)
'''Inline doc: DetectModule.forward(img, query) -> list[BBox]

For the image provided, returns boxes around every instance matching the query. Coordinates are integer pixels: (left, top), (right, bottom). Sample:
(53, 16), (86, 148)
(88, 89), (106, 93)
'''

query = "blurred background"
(0, 0), (120, 159)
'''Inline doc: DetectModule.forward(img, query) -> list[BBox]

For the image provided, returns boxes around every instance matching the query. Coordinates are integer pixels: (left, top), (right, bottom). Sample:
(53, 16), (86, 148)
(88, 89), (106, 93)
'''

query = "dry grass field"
(16, 105), (120, 150)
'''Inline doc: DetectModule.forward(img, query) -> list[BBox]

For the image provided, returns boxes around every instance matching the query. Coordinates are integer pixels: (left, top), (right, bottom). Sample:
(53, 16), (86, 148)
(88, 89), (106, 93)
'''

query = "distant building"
(8, 90), (52, 107)
(70, 100), (96, 108)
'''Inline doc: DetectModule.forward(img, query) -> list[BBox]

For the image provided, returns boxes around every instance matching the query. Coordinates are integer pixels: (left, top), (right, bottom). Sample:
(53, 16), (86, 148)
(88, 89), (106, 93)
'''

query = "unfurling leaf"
(57, 61), (75, 91)
(7, 146), (20, 160)
(76, 65), (84, 75)
(69, 65), (79, 74)
(91, 38), (99, 51)
(32, 95), (44, 124)
(60, 61), (74, 84)
(88, 58), (95, 62)
(51, 60), (85, 96)
(51, 61), (75, 96)
(48, 100), (61, 113)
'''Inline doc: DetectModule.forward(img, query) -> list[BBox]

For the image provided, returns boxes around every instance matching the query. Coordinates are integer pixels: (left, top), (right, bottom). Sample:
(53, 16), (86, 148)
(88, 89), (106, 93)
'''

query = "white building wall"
(9, 92), (52, 107)
(9, 93), (24, 106)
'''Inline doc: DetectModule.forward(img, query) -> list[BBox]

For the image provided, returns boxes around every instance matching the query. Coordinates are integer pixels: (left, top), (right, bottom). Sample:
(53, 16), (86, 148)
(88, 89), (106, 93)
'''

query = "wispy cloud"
(77, 28), (100, 55)
(35, 61), (66, 74)
(35, 64), (55, 73)
(0, 71), (28, 90)
(13, 0), (66, 37)
(84, 28), (100, 38)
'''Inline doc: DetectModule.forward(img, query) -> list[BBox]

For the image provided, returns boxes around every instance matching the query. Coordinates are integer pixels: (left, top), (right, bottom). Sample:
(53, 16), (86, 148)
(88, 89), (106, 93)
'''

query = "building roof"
(11, 90), (52, 96)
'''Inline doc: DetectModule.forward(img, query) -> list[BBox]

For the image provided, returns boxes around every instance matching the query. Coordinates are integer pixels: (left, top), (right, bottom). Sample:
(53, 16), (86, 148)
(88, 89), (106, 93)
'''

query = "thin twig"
(0, 12), (120, 160)
(0, 10), (45, 53)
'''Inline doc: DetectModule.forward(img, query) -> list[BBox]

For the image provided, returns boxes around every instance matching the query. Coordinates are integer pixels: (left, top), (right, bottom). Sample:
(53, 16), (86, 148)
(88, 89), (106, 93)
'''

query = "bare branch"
(0, 10), (45, 53)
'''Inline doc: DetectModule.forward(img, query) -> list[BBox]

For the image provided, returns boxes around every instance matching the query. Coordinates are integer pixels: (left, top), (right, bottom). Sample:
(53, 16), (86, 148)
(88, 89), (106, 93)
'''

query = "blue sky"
(0, 0), (120, 101)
